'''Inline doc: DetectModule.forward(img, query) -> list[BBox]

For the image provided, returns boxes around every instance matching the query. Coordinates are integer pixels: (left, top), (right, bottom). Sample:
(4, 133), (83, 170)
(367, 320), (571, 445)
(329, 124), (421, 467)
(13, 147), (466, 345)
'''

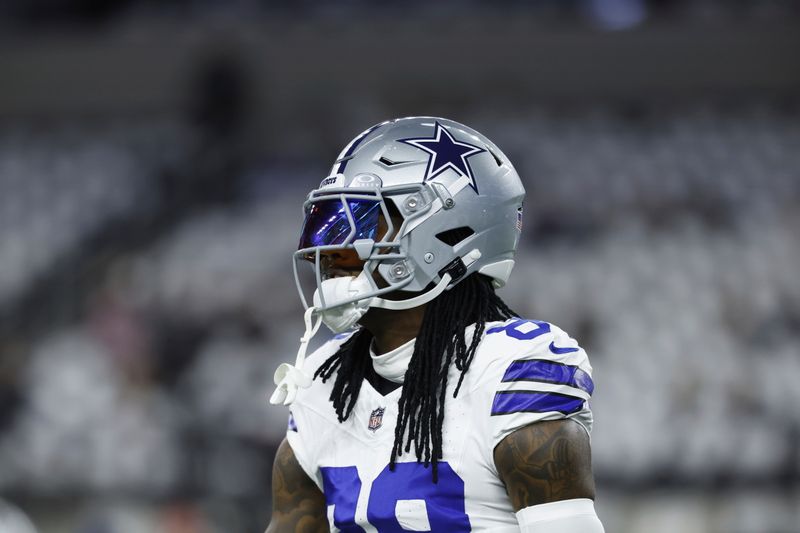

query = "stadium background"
(0, 1), (799, 532)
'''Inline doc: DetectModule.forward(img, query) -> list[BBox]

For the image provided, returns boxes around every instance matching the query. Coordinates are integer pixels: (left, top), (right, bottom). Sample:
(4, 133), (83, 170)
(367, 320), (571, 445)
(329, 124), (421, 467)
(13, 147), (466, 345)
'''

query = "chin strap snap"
(270, 306), (322, 406)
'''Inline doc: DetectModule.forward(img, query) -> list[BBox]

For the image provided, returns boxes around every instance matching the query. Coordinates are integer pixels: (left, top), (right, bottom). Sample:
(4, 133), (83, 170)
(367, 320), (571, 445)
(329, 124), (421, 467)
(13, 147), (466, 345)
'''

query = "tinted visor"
(298, 198), (382, 249)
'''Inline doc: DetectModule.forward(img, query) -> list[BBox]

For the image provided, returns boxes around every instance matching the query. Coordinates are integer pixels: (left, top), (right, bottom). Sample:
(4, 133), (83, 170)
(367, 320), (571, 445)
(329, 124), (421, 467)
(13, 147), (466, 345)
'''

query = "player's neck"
(359, 304), (427, 355)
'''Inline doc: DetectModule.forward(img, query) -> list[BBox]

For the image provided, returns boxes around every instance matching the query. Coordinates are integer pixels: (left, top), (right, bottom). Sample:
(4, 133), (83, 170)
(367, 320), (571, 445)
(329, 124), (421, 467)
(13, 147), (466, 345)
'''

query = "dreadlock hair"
(313, 272), (518, 481)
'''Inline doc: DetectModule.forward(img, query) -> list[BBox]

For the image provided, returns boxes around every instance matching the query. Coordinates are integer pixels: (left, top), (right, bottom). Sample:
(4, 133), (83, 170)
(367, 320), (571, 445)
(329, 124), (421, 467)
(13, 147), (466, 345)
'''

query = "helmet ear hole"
(435, 227), (475, 247)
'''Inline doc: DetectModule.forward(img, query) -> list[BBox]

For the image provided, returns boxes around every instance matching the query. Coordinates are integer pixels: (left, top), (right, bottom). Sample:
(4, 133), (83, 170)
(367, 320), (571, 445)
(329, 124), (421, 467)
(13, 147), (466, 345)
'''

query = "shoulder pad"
(478, 318), (595, 447)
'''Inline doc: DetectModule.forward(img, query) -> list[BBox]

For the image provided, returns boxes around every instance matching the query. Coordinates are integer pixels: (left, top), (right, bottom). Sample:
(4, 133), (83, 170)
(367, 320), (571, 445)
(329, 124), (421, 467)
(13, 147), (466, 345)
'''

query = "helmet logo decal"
(399, 122), (486, 193)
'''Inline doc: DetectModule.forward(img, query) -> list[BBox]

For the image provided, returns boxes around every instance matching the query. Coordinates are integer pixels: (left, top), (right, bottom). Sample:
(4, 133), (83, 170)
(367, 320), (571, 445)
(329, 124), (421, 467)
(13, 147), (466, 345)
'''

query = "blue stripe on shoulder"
(502, 359), (594, 395)
(491, 391), (585, 416)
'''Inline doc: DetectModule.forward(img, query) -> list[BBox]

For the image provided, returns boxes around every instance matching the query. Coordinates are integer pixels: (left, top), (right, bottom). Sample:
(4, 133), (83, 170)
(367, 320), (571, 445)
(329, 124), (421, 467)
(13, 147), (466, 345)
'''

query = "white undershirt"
(369, 338), (416, 384)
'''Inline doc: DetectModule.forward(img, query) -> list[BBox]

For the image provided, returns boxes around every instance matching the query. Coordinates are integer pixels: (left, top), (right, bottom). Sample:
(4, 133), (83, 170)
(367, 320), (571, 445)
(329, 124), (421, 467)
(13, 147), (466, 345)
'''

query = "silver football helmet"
(271, 117), (525, 405)
(294, 116), (525, 317)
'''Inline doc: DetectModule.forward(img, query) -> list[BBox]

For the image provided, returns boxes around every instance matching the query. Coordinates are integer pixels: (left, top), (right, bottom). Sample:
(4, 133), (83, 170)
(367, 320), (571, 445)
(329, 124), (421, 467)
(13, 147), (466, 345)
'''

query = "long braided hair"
(314, 272), (518, 481)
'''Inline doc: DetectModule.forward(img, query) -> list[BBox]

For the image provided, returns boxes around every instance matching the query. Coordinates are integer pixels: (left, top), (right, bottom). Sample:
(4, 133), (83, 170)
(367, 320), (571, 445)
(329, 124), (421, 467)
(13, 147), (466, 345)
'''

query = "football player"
(267, 117), (604, 532)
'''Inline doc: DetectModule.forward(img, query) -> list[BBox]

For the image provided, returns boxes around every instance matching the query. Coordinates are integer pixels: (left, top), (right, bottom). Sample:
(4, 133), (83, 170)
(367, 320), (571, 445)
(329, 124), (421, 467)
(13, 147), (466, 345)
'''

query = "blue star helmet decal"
(399, 121), (486, 193)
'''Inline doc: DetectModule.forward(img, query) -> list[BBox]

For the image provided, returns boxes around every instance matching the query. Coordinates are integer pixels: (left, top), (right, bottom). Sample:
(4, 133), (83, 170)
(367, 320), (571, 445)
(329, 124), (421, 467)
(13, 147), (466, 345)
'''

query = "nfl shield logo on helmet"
(368, 407), (385, 432)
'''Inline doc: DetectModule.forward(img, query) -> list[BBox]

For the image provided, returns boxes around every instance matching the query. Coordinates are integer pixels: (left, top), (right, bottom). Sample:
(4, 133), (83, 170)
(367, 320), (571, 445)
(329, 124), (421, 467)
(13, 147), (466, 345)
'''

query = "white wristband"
(515, 498), (604, 533)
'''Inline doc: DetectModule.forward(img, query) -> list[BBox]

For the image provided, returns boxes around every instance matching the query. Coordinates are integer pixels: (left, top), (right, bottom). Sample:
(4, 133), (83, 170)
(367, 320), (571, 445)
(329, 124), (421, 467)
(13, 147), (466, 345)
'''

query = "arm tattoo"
(493, 419), (596, 510)
(266, 439), (329, 533)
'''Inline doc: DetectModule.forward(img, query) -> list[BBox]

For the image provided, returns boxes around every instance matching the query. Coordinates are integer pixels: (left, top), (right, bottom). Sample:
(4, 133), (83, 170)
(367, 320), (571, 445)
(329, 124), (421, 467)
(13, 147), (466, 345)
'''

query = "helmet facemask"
(293, 183), (428, 323)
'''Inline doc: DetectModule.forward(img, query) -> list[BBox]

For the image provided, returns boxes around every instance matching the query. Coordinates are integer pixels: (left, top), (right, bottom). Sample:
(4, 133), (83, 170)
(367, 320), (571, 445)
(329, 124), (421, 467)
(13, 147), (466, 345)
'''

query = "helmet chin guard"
(311, 272), (374, 333)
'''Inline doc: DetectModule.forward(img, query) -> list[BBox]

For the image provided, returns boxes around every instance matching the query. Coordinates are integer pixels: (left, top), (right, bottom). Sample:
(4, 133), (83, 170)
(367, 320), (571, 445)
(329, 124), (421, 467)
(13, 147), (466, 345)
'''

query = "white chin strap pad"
(516, 499), (604, 533)
(313, 272), (374, 333)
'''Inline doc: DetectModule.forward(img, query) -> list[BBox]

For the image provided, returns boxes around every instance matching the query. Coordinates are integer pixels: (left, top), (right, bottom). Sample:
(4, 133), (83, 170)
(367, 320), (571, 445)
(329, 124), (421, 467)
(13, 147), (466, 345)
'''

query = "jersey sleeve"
(281, 332), (354, 490)
(478, 319), (595, 451)
(285, 406), (325, 490)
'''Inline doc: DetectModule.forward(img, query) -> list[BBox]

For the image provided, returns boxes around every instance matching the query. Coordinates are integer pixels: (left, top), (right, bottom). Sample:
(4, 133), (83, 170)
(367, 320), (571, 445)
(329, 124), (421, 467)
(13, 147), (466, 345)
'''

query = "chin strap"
(370, 272), (452, 311)
(370, 249), (482, 311)
(270, 307), (322, 406)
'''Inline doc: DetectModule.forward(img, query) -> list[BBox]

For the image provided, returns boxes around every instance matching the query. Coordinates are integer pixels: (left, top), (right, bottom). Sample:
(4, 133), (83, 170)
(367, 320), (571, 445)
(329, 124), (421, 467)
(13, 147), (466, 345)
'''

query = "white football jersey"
(285, 318), (594, 532)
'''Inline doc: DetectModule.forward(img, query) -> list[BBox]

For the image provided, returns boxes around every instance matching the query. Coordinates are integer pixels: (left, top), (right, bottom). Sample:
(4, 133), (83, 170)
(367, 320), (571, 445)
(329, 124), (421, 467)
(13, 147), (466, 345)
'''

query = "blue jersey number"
(487, 319), (551, 340)
(320, 466), (365, 533)
(320, 462), (471, 532)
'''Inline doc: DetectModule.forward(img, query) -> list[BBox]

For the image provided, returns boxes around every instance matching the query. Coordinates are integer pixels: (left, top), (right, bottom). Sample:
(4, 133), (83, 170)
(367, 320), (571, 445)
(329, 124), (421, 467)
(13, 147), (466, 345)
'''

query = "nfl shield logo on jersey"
(368, 407), (385, 432)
